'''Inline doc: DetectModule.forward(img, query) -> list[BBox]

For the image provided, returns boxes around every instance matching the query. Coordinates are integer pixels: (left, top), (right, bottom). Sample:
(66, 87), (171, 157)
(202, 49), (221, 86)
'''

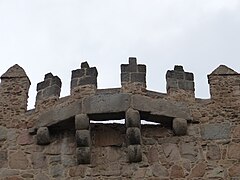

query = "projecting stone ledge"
(34, 92), (191, 132)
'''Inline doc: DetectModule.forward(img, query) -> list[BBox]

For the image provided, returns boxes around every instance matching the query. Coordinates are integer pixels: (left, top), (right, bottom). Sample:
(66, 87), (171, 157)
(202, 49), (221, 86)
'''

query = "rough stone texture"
(172, 118), (187, 135)
(76, 147), (91, 164)
(37, 127), (50, 145)
(125, 108), (141, 128)
(0, 63), (240, 179)
(128, 145), (142, 162)
(228, 143), (240, 160)
(229, 164), (240, 177)
(76, 130), (91, 147)
(201, 123), (231, 140)
(75, 114), (89, 130)
(207, 144), (221, 160)
(83, 93), (131, 115)
(126, 127), (141, 145)
(9, 151), (29, 170)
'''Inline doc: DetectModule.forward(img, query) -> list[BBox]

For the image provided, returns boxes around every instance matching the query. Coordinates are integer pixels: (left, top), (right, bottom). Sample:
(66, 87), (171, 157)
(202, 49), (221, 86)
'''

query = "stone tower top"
(1, 64), (30, 83)
(210, 65), (238, 75)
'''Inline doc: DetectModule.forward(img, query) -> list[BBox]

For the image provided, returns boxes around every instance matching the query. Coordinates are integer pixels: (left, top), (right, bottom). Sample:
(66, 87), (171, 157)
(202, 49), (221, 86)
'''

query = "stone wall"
(0, 58), (240, 179)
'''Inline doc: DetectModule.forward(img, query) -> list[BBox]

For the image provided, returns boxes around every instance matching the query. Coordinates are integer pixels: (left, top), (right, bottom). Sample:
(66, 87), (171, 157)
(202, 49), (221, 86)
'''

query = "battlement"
(0, 58), (239, 179)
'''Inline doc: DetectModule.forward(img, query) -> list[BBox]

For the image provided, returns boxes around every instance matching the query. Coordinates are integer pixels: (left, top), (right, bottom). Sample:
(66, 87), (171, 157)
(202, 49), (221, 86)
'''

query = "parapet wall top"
(1, 64), (31, 84)
(209, 65), (238, 76)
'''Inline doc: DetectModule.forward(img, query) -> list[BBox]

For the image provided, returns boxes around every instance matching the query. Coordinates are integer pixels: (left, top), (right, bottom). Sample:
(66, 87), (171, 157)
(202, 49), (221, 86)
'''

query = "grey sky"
(0, 0), (240, 109)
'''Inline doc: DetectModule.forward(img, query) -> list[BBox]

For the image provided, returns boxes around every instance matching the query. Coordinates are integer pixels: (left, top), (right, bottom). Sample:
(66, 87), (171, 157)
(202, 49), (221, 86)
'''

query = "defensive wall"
(0, 57), (239, 179)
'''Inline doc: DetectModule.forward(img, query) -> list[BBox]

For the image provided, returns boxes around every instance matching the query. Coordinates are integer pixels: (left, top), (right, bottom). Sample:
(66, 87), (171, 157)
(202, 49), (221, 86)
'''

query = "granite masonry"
(0, 58), (239, 179)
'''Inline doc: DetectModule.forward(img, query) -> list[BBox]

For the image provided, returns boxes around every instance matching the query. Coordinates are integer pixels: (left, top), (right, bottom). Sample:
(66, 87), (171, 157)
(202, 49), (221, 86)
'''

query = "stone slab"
(37, 100), (82, 128)
(131, 95), (192, 121)
(82, 93), (131, 115)
(201, 123), (230, 140)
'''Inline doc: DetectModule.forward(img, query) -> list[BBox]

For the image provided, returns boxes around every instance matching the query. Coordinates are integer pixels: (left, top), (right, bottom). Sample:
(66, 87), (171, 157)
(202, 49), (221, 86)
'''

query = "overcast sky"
(0, 0), (240, 109)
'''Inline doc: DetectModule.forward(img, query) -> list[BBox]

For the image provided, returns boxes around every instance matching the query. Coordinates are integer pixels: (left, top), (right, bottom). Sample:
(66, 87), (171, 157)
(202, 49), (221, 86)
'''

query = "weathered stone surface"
(170, 165), (185, 178)
(50, 164), (63, 178)
(201, 123), (230, 140)
(207, 144), (221, 160)
(147, 146), (159, 164)
(126, 127), (141, 145)
(9, 151), (29, 170)
(76, 147), (91, 164)
(180, 142), (198, 162)
(0, 151), (7, 168)
(17, 129), (33, 145)
(0, 169), (20, 178)
(44, 140), (61, 155)
(172, 118), (187, 136)
(37, 127), (50, 145)
(75, 114), (89, 130)
(128, 145), (142, 162)
(82, 93), (130, 115)
(69, 166), (86, 177)
(125, 108), (141, 128)
(76, 130), (91, 147)
(207, 166), (224, 179)
(131, 95), (192, 121)
(233, 125), (240, 138)
(37, 100), (82, 128)
(62, 155), (76, 167)
(152, 164), (169, 177)
(0, 126), (7, 141)
(229, 164), (240, 177)
(162, 143), (181, 161)
(228, 143), (240, 160)
(35, 173), (50, 180)
(189, 161), (206, 178)
(32, 152), (47, 169)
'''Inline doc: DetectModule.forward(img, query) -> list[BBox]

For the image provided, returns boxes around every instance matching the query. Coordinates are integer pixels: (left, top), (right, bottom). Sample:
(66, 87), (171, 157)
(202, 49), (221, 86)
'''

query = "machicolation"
(0, 58), (240, 179)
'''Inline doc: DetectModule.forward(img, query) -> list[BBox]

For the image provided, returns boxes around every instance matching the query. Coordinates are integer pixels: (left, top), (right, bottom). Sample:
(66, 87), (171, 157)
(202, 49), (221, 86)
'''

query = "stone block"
(172, 118), (187, 136)
(121, 73), (129, 82)
(76, 147), (91, 164)
(86, 67), (98, 77)
(0, 126), (7, 141)
(185, 72), (194, 81)
(51, 76), (62, 87)
(75, 114), (89, 130)
(174, 65), (184, 71)
(201, 123), (230, 140)
(42, 85), (60, 98)
(167, 79), (178, 89)
(131, 95), (192, 121)
(9, 151), (29, 170)
(131, 73), (146, 83)
(0, 151), (7, 168)
(81, 61), (90, 68)
(78, 76), (97, 86)
(138, 65), (146, 73)
(126, 127), (141, 145)
(207, 144), (221, 160)
(178, 80), (186, 89)
(228, 143), (240, 160)
(82, 93), (130, 114)
(37, 81), (49, 91)
(166, 70), (175, 79)
(128, 145), (142, 162)
(37, 127), (50, 145)
(71, 69), (85, 79)
(76, 130), (91, 147)
(37, 100), (82, 128)
(129, 57), (137, 64)
(70, 78), (78, 89)
(45, 73), (53, 79)
(185, 81), (194, 90)
(175, 72), (185, 79)
(125, 108), (141, 128)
